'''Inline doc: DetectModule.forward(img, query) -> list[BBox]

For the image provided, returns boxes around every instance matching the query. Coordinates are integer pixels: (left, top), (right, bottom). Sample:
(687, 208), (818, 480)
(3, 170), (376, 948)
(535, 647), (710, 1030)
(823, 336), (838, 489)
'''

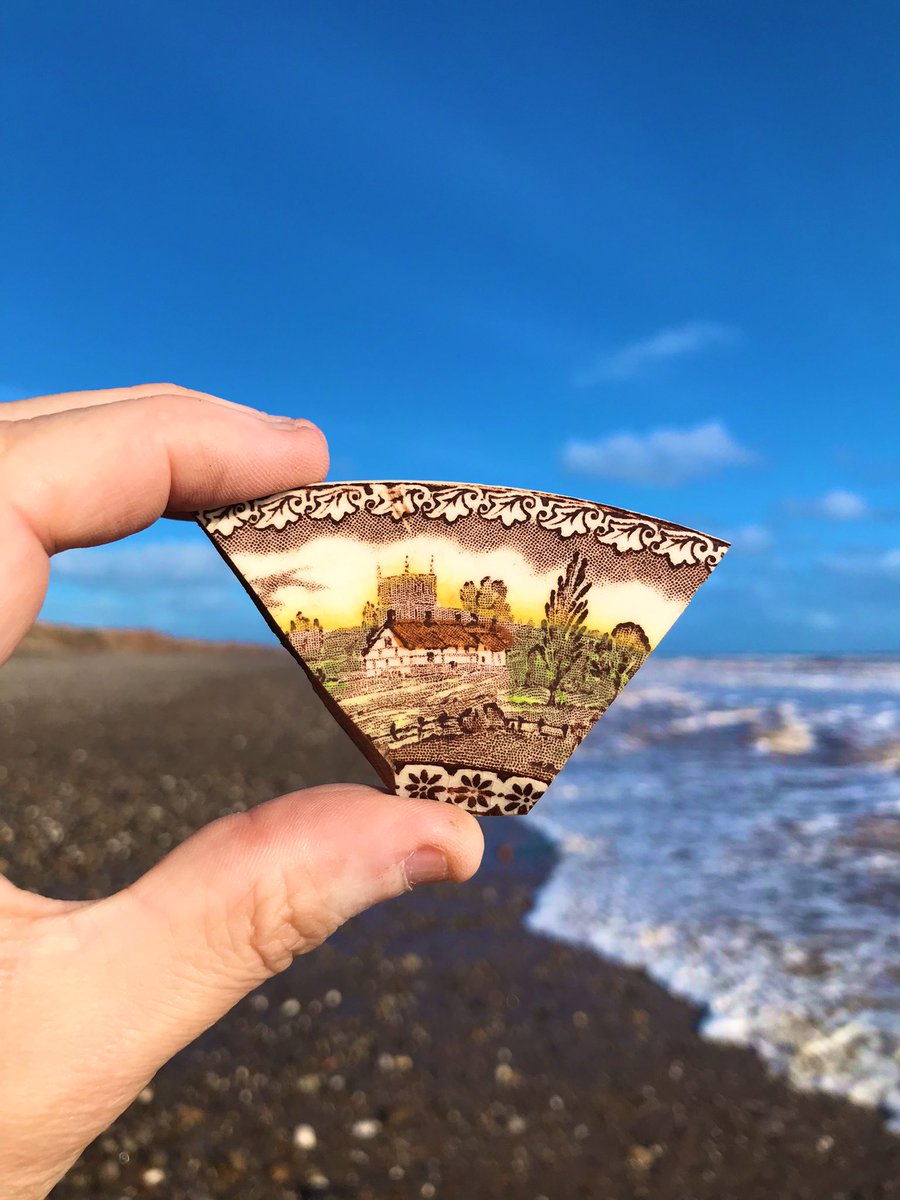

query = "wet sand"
(1, 641), (898, 1198)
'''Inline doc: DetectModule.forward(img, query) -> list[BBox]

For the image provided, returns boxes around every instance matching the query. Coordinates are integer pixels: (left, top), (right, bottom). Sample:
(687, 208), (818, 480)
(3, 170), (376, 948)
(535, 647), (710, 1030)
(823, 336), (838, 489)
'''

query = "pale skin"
(0, 384), (485, 1199)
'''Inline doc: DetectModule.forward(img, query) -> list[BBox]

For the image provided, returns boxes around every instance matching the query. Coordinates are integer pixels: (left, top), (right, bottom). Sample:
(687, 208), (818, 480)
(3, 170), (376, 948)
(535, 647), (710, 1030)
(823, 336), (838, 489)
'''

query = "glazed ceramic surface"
(198, 482), (728, 814)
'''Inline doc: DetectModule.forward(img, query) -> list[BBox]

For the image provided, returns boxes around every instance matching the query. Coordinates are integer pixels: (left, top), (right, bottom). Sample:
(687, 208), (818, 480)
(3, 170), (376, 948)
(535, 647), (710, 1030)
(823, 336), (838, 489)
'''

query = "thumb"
(76, 784), (483, 1089)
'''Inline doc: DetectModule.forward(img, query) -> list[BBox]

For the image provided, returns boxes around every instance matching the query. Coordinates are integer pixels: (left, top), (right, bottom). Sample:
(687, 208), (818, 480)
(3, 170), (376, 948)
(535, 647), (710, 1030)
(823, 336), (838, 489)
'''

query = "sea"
(525, 656), (900, 1129)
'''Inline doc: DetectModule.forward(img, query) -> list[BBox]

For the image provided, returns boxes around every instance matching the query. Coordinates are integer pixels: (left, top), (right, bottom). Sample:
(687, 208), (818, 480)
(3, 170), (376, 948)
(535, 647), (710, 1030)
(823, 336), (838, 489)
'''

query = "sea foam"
(525, 656), (900, 1130)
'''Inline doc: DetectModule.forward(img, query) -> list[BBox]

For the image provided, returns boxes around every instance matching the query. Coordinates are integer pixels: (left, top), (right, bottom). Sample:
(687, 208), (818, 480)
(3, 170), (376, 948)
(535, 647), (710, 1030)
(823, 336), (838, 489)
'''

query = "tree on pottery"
(611, 621), (651, 656)
(474, 576), (495, 620)
(460, 580), (477, 613)
(532, 550), (592, 705)
(466, 577), (514, 624)
(489, 579), (512, 623)
(361, 600), (377, 629)
(589, 622), (649, 694)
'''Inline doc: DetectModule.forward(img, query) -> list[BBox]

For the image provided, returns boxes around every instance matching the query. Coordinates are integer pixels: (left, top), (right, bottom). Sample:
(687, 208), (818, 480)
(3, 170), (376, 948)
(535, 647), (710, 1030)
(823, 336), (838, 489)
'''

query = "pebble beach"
(1, 632), (898, 1199)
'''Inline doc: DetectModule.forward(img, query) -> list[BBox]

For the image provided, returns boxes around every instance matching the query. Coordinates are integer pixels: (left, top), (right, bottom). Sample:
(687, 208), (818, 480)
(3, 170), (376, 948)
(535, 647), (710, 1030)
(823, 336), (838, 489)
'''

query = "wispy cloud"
(43, 535), (268, 642)
(727, 524), (772, 553)
(793, 489), (872, 520)
(562, 419), (757, 487)
(806, 609), (839, 632)
(254, 565), (327, 603)
(54, 541), (227, 590)
(824, 548), (900, 576)
(575, 321), (739, 386)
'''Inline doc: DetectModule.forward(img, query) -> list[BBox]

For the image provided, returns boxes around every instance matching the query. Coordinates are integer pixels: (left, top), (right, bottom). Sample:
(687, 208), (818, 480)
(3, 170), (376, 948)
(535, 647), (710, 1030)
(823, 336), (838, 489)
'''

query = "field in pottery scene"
(199, 482), (728, 813)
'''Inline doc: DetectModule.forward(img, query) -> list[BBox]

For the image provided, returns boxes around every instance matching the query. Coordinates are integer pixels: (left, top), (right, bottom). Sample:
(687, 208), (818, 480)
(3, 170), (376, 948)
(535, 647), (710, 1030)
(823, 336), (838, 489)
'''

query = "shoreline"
(2, 648), (898, 1196)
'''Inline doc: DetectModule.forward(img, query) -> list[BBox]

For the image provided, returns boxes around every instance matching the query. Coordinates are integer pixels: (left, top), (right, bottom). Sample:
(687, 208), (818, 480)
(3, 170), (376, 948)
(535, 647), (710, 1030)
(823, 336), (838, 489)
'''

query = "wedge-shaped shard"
(198, 482), (728, 815)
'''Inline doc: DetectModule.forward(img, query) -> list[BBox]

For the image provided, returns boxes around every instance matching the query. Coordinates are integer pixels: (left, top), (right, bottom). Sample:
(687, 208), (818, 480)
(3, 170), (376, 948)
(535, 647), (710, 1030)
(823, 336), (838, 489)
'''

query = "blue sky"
(2, 1), (898, 653)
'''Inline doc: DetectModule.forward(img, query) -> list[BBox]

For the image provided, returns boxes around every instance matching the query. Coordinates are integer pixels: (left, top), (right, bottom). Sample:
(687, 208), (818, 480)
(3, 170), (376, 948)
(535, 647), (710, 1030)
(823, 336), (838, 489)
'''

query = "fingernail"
(404, 846), (449, 888)
(263, 414), (317, 429)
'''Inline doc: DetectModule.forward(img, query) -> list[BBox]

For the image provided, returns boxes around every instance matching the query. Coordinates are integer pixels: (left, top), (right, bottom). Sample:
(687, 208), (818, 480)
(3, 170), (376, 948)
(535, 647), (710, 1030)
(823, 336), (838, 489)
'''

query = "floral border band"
(199, 482), (729, 570)
(394, 763), (546, 815)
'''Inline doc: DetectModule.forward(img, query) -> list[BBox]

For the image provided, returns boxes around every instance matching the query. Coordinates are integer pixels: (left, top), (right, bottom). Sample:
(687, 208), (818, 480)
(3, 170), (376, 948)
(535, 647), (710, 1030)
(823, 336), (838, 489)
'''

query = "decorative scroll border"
(393, 763), (546, 816)
(199, 482), (729, 570)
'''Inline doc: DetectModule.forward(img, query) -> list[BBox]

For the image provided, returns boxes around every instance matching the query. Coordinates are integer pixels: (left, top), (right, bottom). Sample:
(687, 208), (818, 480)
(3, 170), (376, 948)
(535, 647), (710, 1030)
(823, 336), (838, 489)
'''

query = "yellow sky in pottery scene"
(228, 535), (686, 647)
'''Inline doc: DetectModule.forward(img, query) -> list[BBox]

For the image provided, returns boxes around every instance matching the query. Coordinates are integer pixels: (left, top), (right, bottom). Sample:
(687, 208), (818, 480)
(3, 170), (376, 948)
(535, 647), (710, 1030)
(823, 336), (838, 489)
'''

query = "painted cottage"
(363, 612), (512, 676)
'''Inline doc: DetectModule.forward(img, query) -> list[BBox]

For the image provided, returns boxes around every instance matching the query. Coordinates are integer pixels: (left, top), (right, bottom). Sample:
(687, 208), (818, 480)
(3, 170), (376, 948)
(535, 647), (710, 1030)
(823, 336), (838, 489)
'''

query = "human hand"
(0, 384), (484, 1199)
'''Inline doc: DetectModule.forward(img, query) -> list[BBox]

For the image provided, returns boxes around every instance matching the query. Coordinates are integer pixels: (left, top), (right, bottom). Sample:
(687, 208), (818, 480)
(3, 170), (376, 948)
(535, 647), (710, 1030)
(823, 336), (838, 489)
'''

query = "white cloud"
(808, 489), (871, 520)
(54, 541), (228, 589)
(575, 321), (739, 385)
(728, 524), (772, 553)
(824, 548), (900, 576)
(807, 610), (838, 631)
(562, 420), (757, 487)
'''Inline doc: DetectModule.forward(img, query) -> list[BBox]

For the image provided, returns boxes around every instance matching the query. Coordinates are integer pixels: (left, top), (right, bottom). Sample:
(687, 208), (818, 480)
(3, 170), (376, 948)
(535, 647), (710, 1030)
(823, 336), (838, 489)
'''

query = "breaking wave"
(525, 657), (900, 1129)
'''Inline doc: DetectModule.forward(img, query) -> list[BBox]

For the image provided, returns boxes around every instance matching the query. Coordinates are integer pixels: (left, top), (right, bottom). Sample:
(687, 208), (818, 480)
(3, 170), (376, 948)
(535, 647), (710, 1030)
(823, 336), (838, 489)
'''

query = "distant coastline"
(13, 621), (274, 657)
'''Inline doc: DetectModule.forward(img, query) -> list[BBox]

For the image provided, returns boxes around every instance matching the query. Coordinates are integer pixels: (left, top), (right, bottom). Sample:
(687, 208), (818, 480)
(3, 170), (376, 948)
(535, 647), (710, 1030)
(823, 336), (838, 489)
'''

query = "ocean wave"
(529, 656), (900, 1130)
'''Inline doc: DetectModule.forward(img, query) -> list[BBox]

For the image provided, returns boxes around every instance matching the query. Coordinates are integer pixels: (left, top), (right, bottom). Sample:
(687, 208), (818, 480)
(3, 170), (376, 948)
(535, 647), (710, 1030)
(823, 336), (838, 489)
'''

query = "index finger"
(0, 381), (266, 422)
(0, 389), (328, 661)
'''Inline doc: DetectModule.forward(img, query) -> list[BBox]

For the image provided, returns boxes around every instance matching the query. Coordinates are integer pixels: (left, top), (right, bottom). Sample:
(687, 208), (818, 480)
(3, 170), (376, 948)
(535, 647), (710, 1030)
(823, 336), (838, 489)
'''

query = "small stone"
(394, 1054), (414, 1071)
(574, 1123), (589, 1140)
(817, 1134), (835, 1154)
(549, 1094), (565, 1111)
(307, 1170), (329, 1188)
(402, 952), (423, 973)
(627, 1143), (663, 1171)
(378, 1052), (396, 1072)
(98, 1161), (120, 1184)
(324, 988), (342, 1008)
(142, 1167), (166, 1186)
(421, 1185), (436, 1199)
(177, 1104), (205, 1130)
(389, 1165), (405, 1180)
(297, 1073), (322, 1094)
(281, 998), (301, 1018)
(137, 1086), (155, 1104)
(293, 1124), (317, 1150)
(507, 1115), (527, 1136)
(572, 1010), (589, 1029)
(351, 1118), (382, 1139)
(494, 1063), (518, 1086)
(250, 994), (269, 1013)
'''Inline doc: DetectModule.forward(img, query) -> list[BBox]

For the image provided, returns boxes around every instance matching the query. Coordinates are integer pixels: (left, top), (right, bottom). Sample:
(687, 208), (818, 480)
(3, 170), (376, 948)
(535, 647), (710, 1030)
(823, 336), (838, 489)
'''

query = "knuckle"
(219, 809), (344, 981)
(138, 390), (191, 433)
(241, 872), (335, 978)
